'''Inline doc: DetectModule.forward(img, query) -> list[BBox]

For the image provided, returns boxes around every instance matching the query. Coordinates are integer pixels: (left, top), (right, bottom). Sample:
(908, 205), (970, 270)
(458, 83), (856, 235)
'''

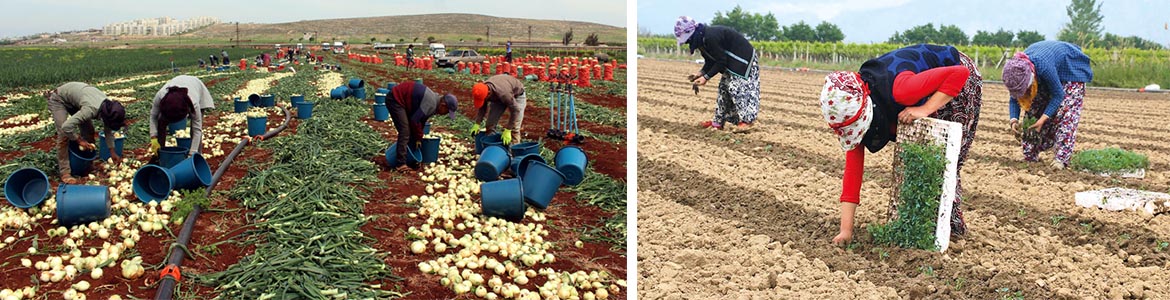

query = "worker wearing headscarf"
(470, 74), (526, 145)
(148, 75), (214, 157)
(44, 82), (126, 184)
(819, 44), (983, 244)
(674, 16), (761, 131)
(1002, 41), (1093, 169)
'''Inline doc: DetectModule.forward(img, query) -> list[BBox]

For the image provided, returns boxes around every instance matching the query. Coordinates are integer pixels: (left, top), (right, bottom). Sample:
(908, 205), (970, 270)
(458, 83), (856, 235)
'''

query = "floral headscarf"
(820, 71), (874, 151)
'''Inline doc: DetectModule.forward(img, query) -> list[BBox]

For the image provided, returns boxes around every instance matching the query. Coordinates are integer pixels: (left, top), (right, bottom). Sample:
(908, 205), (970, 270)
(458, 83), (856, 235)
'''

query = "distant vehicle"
(296, 43), (304, 49)
(322, 43), (331, 50)
(373, 43), (395, 50)
(428, 43), (445, 58)
(275, 44), (281, 49)
(333, 41), (345, 54)
(435, 49), (485, 68)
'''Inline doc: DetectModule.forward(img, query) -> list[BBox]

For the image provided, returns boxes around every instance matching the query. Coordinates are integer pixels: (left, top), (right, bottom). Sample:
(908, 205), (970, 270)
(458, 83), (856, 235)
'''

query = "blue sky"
(637, 0), (1170, 44)
(0, 0), (627, 39)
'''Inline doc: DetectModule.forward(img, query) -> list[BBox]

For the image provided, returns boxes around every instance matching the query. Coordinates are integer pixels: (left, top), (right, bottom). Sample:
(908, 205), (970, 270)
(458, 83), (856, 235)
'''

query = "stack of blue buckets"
(384, 123), (436, 168)
(475, 134), (588, 222)
(330, 78), (367, 100)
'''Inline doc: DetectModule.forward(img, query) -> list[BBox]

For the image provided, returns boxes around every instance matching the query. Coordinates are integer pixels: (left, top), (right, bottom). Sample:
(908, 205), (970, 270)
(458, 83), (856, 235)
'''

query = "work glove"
(502, 129), (513, 145)
(149, 139), (161, 153)
(469, 124), (481, 138)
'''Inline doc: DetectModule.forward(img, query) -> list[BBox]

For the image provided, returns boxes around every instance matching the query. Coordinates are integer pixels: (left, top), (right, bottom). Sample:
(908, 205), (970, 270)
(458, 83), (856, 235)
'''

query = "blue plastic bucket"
(247, 116), (267, 136)
(348, 78), (365, 90)
(4, 168), (49, 208)
(248, 93), (262, 107)
(423, 122), (432, 135)
(170, 153), (211, 190)
(158, 147), (187, 169)
(234, 98), (249, 113)
(372, 104), (389, 121)
(296, 102), (315, 119)
(55, 184), (110, 227)
(376, 88), (389, 94)
(521, 162), (565, 209)
(168, 118), (187, 133)
(373, 93), (387, 105)
(414, 78), (424, 84)
(290, 94), (305, 105)
(554, 146), (588, 186)
(421, 137), (441, 163)
(98, 132), (124, 161)
(386, 83), (397, 91)
(385, 144), (422, 168)
(474, 132), (502, 154)
(68, 142), (98, 177)
(510, 141), (541, 157)
(474, 145), (511, 182)
(330, 86), (349, 99)
(260, 94), (275, 107)
(510, 154), (546, 179)
(480, 178), (525, 222)
(132, 165), (175, 203)
(175, 137), (192, 151)
(351, 87), (367, 100)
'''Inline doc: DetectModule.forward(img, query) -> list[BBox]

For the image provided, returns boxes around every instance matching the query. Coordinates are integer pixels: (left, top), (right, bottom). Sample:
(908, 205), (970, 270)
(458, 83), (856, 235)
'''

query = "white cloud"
(755, 0), (912, 21)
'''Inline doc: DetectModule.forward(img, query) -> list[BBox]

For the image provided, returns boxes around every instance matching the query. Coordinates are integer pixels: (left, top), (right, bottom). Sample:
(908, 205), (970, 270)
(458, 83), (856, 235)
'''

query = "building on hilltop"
(102, 16), (220, 36)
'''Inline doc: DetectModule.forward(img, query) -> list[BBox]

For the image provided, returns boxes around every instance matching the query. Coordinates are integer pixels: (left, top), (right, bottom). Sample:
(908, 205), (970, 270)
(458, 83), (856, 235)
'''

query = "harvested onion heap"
(0, 155), (178, 300)
(235, 72), (293, 101)
(316, 71), (345, 97)
(405, 132), (626, 299)
(0, 114), (52, 137)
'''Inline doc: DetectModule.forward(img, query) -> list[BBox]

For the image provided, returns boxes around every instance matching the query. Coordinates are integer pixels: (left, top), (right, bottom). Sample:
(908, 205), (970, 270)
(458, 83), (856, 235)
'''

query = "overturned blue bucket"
(521, 162), (565, 209)
(510, 154), (546, 179)
(168, 118), (187, 134)
(296, 102), (315, 119)
(555, 146), (588, 186)
(68, 142), (98, 177)
(385, 144), (422, 168)
(247, 116), (267, 136)
(374, 93), (387, 105)
(133, 164), (175, 202)
(480, 178), (525, 222)
(98, 132), (124, 161)
(158, 147), (187, 169)
(348, 78), (365, 90)
(175, 137), (192, 150)
(351, 87), (367, 100)
(260, 94), (276, 107)
(248, 93), (263, 107)
(372, 104), (389, 121)
(4, 168), (49, 208)
(475, 145), (511, 182)
(474, 132), (502, 154)
(290, 94), (305, 105)
(421, 137), (441, 163)
(234, 98), (249, 113)
(330, 86), (349, 99)
(56, 184), (110, 227)
(510, 141), (540, 157)
(171, 153), (211, 190)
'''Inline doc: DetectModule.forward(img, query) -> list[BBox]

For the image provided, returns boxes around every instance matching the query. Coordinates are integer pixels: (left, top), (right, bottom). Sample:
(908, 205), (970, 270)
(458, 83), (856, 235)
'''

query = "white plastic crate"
(1075, 188), (1170, 215)
(890, 117), (962, 253)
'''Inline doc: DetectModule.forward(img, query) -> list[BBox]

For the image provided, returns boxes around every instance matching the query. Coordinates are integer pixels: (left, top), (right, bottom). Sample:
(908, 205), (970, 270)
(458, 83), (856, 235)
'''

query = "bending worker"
(44, 82), (127, 184)
(148, 75), (214, 158)
(387, 80), (458, 171)
(470, 74), (527, 145)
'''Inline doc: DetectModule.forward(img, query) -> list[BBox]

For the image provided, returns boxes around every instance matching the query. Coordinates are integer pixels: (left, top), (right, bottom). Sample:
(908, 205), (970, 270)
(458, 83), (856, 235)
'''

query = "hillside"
(186, 13), (625, 45)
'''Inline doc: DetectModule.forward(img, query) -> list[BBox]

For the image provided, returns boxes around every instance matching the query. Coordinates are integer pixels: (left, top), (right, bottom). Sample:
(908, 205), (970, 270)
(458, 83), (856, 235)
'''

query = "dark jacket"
(858, 44), (962, 153)
(686, 24), (756, 80)
(389, 81), (441, 143)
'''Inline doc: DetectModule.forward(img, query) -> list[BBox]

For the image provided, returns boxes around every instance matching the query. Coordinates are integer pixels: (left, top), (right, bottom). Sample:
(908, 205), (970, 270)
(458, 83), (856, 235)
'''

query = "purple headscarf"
(674, 16), (698, 45)
(1002, 52), (1035, 98)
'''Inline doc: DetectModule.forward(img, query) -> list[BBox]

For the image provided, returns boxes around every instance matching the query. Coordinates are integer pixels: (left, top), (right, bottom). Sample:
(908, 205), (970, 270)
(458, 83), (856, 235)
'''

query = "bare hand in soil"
(1009, 119), (1021, 134)
(111, 154), (123, 166)
(832, 229), (853, 245)
(692, 76), (708, 86)
(1028, 115), (1049, 131)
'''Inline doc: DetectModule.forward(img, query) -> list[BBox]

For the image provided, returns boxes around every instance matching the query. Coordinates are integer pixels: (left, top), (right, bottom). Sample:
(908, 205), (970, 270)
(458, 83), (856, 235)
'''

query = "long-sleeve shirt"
(55, 82), (110, 141)
(390, 81), (442, 144)
(473, 74), (525, 129)
(151, 76), (211, 155)
(686, 25), (756, 80)
(859, 44), (962, 153)
(1009, 41), (1093, 119)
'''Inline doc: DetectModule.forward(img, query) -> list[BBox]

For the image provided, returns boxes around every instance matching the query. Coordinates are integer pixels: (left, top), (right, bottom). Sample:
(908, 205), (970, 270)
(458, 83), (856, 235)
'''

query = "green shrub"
(869, 142), (946, 250)
(1069, 148), (1149, 173)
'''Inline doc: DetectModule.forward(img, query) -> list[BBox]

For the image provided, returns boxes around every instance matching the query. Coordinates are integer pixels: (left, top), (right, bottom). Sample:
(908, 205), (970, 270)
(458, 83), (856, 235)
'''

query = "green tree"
(426, 36), (436, 43)
(972, 30), (994, 45)
(815, 21), (845, 42)
(937, 25), (968, 45)
(889, 23), (939, 44)
(1057, 0), (1104, 46)
(711, 5), (781, 41)
(1015, 30), (1045, 47)
(973, 29), (1014, 46)
(584, 33), (600, 46)
(782, 21), (817, 42)
(563, 30), (574, 45)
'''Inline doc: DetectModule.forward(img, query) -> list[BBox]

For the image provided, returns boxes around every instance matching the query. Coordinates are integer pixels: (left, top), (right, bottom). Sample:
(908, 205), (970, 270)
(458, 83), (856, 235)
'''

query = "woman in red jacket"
(819, 44), (983, 244)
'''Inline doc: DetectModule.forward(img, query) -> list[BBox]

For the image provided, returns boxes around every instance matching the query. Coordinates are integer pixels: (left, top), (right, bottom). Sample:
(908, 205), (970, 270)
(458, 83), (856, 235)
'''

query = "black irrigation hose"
(156, 106), (293, 300)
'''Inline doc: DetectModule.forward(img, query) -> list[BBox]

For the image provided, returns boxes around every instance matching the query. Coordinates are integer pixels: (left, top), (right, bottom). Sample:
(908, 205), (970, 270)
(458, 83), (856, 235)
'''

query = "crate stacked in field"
(880, 117), (961, 252)
(546, 76), (584, 144)
(465, 56), (620, 84)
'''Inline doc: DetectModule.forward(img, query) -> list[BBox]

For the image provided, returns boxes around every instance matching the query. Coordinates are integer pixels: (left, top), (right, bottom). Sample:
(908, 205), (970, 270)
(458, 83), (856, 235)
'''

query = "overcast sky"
(638, 0), (1170, 44)
(0, 0), (628, 39)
